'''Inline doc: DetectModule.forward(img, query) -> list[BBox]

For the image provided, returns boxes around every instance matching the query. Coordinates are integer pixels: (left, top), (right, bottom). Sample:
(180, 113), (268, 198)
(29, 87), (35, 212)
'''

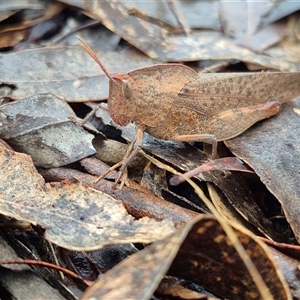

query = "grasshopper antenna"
(77, 35), (116, 82)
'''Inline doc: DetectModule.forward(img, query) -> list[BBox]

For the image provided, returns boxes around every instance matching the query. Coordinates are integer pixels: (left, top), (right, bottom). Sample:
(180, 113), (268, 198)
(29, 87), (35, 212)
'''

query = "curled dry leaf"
(81, 215), (291, 300)
(0, 147), (175, 250)
(0, 1), (65, 49)
(156, 277), (215, 299)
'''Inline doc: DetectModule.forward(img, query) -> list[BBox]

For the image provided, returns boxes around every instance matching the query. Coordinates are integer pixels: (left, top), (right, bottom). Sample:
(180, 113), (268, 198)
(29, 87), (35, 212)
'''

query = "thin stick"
(0, 259), (92, 286)
(167, 0), (191, 36)
(77, 35), (115, 82)
(47, 241), (64, 281)
(128, 7), (183, 34)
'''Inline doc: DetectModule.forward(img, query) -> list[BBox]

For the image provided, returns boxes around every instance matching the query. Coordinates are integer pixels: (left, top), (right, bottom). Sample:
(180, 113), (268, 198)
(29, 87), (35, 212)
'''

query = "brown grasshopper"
(78, 37), (300, 186)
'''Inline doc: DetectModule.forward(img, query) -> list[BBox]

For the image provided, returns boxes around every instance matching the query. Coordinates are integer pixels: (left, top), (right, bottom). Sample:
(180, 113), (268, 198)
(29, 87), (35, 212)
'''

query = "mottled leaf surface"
(0, 147), (175, 250)
(225, 99), (300, 243)
(0, 46), (157, 101)
(81, 215), (291, 300)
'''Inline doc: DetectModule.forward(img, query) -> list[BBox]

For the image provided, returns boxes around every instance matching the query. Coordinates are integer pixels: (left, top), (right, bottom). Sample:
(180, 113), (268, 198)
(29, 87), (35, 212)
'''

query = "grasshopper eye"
(181, 87), (189, 93)
(122, 79), (132, 100)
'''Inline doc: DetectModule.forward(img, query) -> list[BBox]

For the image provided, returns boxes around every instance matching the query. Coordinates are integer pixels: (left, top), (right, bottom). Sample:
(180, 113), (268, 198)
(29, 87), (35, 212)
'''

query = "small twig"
(167, 0), (191, 36)
(47, 241), (64, 281)
(0, 259), (93, 286)
(128, 7), (183, 34)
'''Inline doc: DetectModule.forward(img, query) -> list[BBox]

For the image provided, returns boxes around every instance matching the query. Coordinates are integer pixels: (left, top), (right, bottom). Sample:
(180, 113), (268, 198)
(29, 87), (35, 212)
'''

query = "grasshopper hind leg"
(169, 100), (281, 184)
(200, 100), (281, 142)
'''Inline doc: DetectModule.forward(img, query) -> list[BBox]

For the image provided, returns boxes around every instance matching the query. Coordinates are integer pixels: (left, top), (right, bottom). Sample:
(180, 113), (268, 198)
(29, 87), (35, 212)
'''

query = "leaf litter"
(0, 146), (175, 250)
(1, 1), (300, 299)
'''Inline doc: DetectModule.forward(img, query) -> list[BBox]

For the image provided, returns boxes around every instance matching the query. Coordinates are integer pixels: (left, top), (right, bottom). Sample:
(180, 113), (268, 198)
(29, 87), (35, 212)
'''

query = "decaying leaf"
(225, 100), (300, 243)
(0, 147), (175, 250)
(81, 215), (291, 300)
(0, 46), (157, 101)
(80, 215), (191, 300)
(168, 216), (291, 299)
(0, 94), (96, 167)
(0, 235), (65, 300)
(120, 0), (221, 31)
(0, 1), (65, 49)
(156, 277), (216, 299)
(80, 0), (300, 70)
(40, 166), (198, 226)
(267, 246), (300, 298)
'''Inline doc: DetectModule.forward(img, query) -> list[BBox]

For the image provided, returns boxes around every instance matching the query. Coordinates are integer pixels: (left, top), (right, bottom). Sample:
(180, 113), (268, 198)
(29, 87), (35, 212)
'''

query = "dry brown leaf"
(81, 215), (291, 300)
(207, 182), (254, 229)
(0, 1), (65, 49)
(80, 215), (192, 300)
(140, 137), (287, 242)
(0, 29), (27, 48)
(120, 0), (220, 31)
(157, 278), (216, 299)
(40, 166), (198, 226)
(225, 99), (300, 243)
(0, 46), (157, 102)
(0, 10), (20, 23)
(0, 147), (175, 250)
(0, 94), (96, 167)
(260, 237), (300, 262)
(0, 1), (64, 34)
(168, 216), (291, 299)
(81, 0), (299, 70)
(267, 246), (300, 298)
(0, 235), (65, 300)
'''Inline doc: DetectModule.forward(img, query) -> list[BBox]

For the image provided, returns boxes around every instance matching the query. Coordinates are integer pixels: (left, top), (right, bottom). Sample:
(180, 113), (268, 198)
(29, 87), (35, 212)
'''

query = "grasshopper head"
(108, 73), (135, 126)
